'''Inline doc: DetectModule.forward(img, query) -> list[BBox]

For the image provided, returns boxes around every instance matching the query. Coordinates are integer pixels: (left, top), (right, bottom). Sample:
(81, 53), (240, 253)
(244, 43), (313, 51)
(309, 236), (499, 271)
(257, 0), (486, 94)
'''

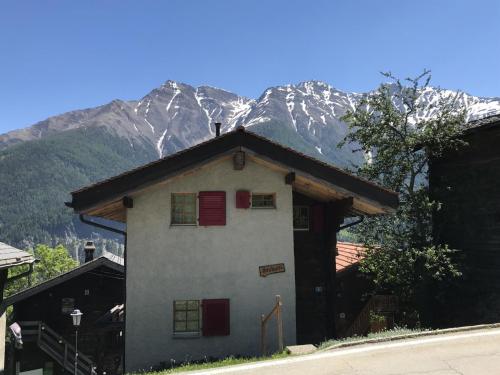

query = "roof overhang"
(0, 257), (123, 313)
(68, 128), (398, 221)
(0, 242), (35, 270)
(463, 114), (500, 135)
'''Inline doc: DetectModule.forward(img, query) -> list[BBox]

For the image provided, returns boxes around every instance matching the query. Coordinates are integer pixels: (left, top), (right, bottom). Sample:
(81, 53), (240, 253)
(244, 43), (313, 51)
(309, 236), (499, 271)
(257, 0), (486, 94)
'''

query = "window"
(202, 299), (230, 336)
(61, 298), (75, 314)
(293, 206), (309, 231)
(199, 191), (226, 226)
(173, 300), (200, 334)
(251, 193), (276, 209)
(171, 193), (197, 225)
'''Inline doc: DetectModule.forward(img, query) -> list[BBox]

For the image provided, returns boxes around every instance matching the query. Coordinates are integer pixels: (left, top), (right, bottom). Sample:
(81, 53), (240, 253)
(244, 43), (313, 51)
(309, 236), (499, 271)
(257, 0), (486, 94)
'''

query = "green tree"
(5, 244), (78, 298)
(339, 70), (465, 326)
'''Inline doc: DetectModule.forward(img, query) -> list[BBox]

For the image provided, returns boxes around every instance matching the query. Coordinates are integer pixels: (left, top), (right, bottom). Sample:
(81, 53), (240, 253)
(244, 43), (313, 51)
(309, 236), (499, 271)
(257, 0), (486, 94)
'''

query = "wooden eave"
(248, 153), (391, 215)
(0, 242), (35, 269)
(70, 128), (398, 221)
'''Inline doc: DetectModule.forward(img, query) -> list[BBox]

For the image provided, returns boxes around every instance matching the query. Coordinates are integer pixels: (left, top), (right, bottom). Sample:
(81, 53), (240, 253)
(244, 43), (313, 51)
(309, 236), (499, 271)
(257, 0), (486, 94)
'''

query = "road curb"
(318, 322), (500, 352)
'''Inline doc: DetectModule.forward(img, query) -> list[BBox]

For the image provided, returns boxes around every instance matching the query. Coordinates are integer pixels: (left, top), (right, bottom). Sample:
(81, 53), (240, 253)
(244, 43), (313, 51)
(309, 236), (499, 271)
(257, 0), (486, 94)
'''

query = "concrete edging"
(318, 322), (500, 353)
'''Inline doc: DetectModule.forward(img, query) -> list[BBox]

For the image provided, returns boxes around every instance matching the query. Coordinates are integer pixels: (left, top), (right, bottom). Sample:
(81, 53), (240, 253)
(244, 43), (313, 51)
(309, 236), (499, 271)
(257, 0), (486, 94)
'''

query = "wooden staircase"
(343, 295), (398, 338)
(19, 321), (95, 375)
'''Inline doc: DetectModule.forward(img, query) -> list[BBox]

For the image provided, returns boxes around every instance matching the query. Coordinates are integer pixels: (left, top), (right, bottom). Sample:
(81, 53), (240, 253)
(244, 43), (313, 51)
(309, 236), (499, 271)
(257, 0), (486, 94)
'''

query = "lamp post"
(70, 309), (83, 375)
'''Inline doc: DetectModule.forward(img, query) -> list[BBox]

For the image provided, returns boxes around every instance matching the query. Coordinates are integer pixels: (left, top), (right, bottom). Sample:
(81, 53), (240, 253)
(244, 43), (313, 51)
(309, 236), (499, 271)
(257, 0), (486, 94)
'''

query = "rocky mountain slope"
(1, 80), (499, 250)
(2, 81), (499, 160)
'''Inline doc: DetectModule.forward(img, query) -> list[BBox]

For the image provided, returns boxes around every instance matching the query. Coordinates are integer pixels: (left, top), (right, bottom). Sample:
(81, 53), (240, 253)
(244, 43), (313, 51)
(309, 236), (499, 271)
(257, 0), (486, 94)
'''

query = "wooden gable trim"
(69, 129), (398, 217)
(0, 257), (124, 313)
(247, 153), (389, 215)
(80, 153), (234, 221)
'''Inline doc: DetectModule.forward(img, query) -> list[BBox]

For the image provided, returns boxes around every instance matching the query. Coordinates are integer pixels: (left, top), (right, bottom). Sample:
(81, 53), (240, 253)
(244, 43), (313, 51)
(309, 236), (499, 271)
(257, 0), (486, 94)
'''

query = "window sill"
(172, 332), (201, 339)
(170, 224), (197, 227)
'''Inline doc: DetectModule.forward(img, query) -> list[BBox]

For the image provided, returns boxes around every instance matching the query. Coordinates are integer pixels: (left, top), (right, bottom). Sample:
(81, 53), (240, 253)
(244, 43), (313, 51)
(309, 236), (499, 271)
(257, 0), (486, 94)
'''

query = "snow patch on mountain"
(194, 88), (214, 135)
(157, 129), (168, 157)
(165, 82), (180, 113)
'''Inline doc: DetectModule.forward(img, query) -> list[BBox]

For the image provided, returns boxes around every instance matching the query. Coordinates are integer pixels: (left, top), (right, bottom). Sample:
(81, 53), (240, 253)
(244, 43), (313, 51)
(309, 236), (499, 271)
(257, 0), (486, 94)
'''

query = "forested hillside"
(0, 126), (156, 250)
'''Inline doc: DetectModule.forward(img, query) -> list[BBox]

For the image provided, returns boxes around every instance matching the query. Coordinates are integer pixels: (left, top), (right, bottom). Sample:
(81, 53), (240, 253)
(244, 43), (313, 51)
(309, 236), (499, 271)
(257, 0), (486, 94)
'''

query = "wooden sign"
(259, 263), (285, 277)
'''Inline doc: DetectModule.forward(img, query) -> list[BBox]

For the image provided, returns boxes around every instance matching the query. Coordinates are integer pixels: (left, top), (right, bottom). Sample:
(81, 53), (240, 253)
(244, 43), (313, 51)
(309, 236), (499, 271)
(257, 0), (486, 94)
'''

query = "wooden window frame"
(171, 193), (197, 226)
(293, 205), (310, 231)
(251, 193), (277, 209)
(173, 299), (201, 337)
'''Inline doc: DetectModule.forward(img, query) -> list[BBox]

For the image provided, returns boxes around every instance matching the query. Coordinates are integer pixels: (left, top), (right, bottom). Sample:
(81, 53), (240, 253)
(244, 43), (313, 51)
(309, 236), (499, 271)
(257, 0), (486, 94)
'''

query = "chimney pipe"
(84, 241), (96, 263)
(215, 122), (221, 137)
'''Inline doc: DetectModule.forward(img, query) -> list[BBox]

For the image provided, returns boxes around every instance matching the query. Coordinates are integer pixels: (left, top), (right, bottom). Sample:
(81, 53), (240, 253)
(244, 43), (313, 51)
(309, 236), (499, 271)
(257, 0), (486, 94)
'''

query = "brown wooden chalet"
(66, 126), (398, 366)
(1, 251), (124, 375)
(431, 114), (500, 325)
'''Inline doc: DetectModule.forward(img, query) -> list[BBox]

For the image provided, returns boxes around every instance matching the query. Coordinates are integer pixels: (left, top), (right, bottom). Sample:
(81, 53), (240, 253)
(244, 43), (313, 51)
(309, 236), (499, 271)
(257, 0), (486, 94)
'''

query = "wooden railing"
(260, 295), (284, 356)
(19, 321), (95, 375)
(343, 295), (398, 338)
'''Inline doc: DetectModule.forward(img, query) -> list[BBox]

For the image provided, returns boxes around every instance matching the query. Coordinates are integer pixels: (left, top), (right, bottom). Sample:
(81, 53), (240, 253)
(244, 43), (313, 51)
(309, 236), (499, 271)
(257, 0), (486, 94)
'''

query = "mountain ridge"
(3, 80), (499, 160)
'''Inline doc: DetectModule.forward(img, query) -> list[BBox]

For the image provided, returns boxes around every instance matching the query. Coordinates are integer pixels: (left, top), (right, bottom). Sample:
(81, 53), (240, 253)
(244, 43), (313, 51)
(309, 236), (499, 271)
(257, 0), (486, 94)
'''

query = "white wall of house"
(125, 157), (296, 371)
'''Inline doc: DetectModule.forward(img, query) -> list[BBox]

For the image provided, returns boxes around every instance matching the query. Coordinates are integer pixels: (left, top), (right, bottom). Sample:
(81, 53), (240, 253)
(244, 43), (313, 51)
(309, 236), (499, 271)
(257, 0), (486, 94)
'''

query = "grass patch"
(134, 352), (289, 374)
(318, 326), (430, 350)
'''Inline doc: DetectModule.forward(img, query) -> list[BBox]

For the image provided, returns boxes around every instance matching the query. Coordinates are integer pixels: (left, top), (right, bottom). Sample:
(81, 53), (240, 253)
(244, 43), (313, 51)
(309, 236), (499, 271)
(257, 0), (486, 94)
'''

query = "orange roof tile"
(336, 242), (366, 273)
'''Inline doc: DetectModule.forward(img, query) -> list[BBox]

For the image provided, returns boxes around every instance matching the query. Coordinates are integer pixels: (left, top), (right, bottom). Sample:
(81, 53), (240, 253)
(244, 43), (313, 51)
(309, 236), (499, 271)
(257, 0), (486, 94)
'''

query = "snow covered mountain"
(2, 80), (499, 167)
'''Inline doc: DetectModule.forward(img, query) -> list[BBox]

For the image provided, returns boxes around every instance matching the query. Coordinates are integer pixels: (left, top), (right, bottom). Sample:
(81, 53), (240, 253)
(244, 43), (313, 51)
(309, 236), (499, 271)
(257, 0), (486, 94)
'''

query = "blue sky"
(1, 0), (499, 133)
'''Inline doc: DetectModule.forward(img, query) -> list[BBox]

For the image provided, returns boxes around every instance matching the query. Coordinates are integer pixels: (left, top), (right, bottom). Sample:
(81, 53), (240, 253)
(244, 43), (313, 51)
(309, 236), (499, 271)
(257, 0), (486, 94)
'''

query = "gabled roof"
(0, 255), (123, 313)
(336, 242), (365, 274)
(67, 127), (398, 220)
(0, 242), (35, 270)
(464, 114), (500, 135)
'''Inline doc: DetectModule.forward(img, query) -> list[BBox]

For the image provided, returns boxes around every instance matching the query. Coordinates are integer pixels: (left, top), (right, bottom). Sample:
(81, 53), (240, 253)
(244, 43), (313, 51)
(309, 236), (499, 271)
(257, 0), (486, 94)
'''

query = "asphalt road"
(189, 328), (500, 375)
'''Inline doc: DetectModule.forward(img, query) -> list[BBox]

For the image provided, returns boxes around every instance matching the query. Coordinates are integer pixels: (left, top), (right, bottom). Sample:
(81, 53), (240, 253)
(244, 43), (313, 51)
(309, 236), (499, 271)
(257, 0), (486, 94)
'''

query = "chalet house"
(431, 114), (500, 325)
(0, 250), (124, 375)
(67, 126), (398, 371)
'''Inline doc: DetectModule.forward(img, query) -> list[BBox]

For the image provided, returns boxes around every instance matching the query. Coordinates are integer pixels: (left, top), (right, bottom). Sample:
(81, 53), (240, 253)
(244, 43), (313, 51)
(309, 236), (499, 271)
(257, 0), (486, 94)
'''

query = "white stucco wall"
(125, 157), (296, 371)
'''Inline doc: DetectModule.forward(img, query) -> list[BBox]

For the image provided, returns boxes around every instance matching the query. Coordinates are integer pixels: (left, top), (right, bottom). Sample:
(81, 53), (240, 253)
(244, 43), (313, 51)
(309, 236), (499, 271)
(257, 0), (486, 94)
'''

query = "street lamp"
(70, 309), (83, 375)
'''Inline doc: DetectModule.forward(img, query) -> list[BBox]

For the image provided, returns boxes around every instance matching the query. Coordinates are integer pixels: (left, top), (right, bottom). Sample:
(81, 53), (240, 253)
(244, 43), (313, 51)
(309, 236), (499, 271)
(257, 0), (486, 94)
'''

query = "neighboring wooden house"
(334, 243), (398, 337)
(334, 242), (368, 337)
(0, 243), (35, 375)
(430, 114), (500, 325)
(0, 242), (35, 303)
(1, 250), (124, 375)
(67, 126), (398, 371)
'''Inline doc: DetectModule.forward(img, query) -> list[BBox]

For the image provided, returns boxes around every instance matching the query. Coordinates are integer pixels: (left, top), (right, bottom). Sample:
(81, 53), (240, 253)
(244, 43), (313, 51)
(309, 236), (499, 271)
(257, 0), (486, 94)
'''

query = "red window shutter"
(202, 299), (230, 336)
(235, 191), (250, 209)
(312, 204), (324, 233)
(199, 191), (226, 226)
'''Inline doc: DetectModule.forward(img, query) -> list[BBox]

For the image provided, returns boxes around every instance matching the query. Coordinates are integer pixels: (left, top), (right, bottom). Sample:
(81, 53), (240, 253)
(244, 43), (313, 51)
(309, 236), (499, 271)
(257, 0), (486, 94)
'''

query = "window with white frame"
(251, 193), (276, 209)
(171, 193), (197, 225)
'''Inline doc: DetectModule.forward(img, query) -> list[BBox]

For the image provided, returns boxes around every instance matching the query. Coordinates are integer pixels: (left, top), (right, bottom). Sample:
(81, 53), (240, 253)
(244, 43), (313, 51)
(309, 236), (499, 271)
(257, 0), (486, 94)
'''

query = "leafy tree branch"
(340, 70), (467, 325)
